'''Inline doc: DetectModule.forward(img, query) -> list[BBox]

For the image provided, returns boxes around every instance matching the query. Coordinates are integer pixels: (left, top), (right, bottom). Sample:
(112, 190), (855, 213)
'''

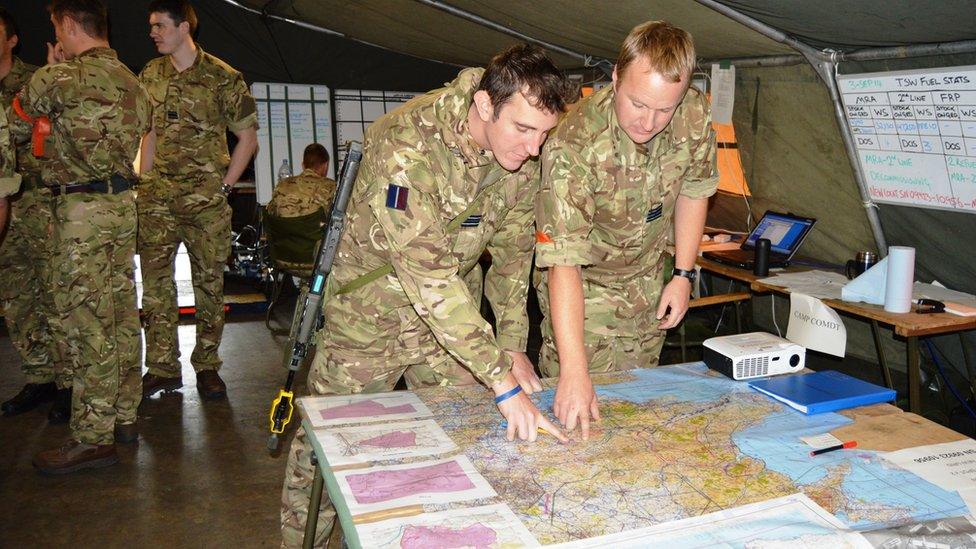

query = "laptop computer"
(702, 211), (816, 269)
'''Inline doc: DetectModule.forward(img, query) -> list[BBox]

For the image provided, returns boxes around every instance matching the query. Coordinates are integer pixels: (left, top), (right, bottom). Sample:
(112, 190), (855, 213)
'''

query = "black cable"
(924, 338), (976, 425)
(260, 1), (295, 82)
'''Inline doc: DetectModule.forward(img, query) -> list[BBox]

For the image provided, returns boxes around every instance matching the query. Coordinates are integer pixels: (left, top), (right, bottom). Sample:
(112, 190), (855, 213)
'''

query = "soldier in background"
(137, 0), (258, 400)
(11, 0), (151, 473)
(534, 21), (719, 439)
(0, 7), (73, 423)
(266, 143), (336, 219)
(0, 108), (18, 232)
(279, 44), (576, 547)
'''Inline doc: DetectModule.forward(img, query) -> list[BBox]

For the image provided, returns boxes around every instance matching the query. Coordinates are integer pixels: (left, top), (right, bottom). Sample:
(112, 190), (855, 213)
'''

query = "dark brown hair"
(478, 44), (576, 117)
(48, 0), (108, 40)
(0, 7), (19, 40)
(149, 0), (198, 34)
(303, 143), (330, 169)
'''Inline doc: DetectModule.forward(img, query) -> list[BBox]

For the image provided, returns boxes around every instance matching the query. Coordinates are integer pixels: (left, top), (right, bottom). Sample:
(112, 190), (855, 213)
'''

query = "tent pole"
(842, 40), (976, 62)
(817, 55), (888, 254)
(694, 0), (888, 254)
(411, 0), (613, 75)
(220, 0), (461, 67)
(701, 41), (976, 69)
(700, 54), (805, 69)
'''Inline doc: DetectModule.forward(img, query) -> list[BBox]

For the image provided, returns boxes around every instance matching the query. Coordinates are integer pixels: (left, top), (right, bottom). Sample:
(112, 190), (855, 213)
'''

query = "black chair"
(263, 209), (325, 333)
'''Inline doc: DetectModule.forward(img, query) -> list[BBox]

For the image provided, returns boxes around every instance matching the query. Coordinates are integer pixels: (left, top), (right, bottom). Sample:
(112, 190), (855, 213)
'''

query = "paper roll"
(883, 246), (915, 313)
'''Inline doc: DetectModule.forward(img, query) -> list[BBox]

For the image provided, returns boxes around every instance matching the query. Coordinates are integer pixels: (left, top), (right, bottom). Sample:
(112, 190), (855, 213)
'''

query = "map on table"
(550, 493), (867, 548)
(302, 391), (433, 428)
(355, 504), (539, 548)
(315, 419), (458, 466)
(414, 363), (969, 544)
(333, 455), (496, 515)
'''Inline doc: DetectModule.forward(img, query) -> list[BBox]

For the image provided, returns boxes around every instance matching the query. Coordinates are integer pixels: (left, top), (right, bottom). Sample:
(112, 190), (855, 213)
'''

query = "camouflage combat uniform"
(280, 68), (537, 547)
(11, 47), (151, 444)
(0, 108), (18, 197)
(266, 168), (336, 218)
(266, 168), (337, 272)
(534, 84), (718, 377)
(137, 46), (258, 377)
(0, 57), (70, 389)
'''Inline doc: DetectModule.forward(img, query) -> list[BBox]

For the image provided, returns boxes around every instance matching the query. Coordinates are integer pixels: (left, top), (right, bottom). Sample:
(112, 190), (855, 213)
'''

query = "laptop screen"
(743, 212), (816, 255)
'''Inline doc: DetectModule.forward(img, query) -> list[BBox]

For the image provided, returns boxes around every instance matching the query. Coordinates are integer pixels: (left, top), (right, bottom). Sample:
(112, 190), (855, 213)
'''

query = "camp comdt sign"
(787, 293), (847, 357)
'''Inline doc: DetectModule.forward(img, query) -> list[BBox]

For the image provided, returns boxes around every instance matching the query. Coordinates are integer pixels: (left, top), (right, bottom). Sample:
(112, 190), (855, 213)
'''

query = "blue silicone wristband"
(494, 385), (523, 405)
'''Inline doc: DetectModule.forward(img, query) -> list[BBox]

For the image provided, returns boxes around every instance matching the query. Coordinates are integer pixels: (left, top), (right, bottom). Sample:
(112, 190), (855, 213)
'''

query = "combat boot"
(114, 422), (138, 444)
(48, 387), (72, 424)
(196, 370), (226, 400)
(33, 440), (119, 474)
(142, 373), (183, 397)
(1, 382), (56, 416)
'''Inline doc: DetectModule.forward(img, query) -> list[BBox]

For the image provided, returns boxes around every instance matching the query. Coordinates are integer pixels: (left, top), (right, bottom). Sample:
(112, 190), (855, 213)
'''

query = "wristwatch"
(672, 267), (697, 283)
(221, 183), (233, 195)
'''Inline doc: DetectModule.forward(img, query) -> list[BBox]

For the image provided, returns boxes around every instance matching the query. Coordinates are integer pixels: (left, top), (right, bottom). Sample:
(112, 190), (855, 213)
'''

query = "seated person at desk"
(534, 21), (718, 438)
(266, 143), (336, 219)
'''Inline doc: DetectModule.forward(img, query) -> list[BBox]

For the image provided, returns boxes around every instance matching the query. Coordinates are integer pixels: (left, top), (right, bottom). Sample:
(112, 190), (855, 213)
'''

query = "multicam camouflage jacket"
(267, 169), (336, 218)
(0, 108), (19, 196)
(1, 56), (39, 182)
(320, 68), (539, 385)
(11, 47), (150, 186)
(139, 46), (257, 182)
(535, 84), (718, 337)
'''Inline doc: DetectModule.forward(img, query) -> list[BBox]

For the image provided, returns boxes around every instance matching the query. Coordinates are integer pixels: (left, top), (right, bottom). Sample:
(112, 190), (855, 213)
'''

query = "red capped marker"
(810, 440), (857, 456)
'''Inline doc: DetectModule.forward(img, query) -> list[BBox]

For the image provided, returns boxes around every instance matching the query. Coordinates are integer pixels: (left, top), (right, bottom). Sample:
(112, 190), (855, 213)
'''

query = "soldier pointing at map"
(280, 45), (576, 546)
(535, 21), (719, 439)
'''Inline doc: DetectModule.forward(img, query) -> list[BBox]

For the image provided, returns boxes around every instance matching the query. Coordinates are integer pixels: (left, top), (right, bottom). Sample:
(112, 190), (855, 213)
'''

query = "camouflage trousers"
(535, 266), (667, 377)
(538, 333), (666, 377)
(0, 187), (70, 387)
(52, 190), (141, 444)
(280, 302), (482, 548)
(137, 176), (231, 375)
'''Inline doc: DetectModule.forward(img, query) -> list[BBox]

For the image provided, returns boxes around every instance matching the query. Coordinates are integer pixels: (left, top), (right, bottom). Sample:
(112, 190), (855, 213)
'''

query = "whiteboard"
(332, 89), (419, 165)
(838, 65), (976, 214)
(252, 83), (334, 205)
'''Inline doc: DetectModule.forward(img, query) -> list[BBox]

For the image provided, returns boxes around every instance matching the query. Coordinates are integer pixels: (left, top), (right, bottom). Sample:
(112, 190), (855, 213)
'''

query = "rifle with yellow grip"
(267, 142), (363, 451)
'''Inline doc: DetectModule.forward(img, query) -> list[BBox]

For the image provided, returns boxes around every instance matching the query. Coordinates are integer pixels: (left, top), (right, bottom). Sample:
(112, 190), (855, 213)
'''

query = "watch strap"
(672, 267), (697, 281)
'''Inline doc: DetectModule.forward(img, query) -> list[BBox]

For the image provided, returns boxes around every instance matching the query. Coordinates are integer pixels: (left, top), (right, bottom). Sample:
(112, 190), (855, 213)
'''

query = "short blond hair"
(616, 21), (696, 83)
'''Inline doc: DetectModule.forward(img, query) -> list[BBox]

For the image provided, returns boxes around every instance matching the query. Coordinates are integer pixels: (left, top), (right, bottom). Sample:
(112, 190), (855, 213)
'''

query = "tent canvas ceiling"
(238, 0), (975, 67)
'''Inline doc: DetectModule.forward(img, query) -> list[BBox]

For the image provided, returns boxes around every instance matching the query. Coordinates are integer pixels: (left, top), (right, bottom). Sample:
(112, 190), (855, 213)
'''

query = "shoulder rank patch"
(460, 214), (482, 228)
(646, 203), (663, 223)
(385, 183), (409, 211)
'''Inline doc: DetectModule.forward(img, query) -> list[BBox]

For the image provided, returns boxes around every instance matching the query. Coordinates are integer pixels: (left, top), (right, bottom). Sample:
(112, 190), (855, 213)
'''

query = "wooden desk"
(698, 257), (976, 413)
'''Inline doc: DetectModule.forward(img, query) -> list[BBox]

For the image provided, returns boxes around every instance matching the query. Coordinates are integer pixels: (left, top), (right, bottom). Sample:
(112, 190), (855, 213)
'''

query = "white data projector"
(702, 332), (805, 380)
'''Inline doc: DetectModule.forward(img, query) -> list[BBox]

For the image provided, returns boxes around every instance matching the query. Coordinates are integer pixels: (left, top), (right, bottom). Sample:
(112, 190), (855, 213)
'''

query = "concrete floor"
(0, 316), (306, 547)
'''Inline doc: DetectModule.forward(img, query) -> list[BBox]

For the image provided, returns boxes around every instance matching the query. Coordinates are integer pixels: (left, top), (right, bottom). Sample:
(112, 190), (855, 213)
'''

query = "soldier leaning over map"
(280, 45), (578, 547)
(534, 21), (719, 440)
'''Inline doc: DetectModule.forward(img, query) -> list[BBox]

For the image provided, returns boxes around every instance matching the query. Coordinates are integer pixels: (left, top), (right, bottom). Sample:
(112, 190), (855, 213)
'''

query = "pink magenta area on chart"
(319, 399), (416, 420)
(347, 460), (475, 504)
(359, 431), (418, 448)
(400, 524), (497, 549)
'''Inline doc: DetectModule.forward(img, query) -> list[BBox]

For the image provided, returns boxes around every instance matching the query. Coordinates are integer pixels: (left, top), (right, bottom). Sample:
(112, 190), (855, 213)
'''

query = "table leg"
(961, 333), (975, 403)
(304, 455), (325, 549)
(734, 302), (743, 334)
(908, 336), (920, 414)
(679, 324), (687, 362)
(870, 320), (893, 390)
